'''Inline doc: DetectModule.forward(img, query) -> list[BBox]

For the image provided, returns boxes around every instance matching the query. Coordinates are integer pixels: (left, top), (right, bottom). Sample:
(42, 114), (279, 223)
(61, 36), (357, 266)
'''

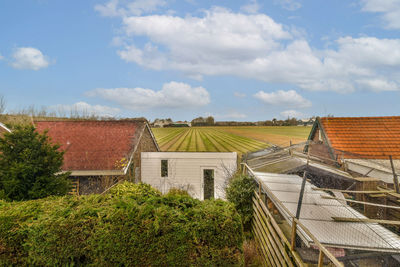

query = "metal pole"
(389, 155), (400, 194)
(291, 171), (307, 250)
(296, 171), (307, 219)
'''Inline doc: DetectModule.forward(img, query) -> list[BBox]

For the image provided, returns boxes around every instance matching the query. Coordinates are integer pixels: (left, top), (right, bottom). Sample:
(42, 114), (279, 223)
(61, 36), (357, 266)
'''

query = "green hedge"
(226, 174), (257, 231)
(0, 182), (243, 266)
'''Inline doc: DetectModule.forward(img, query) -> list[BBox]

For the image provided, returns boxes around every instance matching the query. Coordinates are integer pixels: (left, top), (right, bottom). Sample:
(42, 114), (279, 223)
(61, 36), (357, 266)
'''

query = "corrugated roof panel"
(253, 171), (400, 252)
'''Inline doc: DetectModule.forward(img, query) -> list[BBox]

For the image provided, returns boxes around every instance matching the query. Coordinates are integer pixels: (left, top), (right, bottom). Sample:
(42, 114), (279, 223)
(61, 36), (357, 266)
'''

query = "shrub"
(166, 187), (190, 197)
(226, 174), (257, 230)
(0, 125), (70, 201)
(0, 182), (244, 266)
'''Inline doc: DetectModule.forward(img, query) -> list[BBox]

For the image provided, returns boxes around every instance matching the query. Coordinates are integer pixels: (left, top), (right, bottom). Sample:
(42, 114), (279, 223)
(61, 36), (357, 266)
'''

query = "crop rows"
(152, 127), (269, 154)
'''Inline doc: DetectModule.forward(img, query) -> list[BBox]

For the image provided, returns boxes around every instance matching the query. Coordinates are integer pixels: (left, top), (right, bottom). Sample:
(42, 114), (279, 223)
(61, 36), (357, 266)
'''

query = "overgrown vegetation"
(0, 182), (244, 266)
(0, 125), (70, 201)
(226, 174), (257, 231)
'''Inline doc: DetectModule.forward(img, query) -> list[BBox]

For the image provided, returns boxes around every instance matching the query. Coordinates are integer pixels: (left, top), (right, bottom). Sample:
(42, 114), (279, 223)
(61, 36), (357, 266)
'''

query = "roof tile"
(35, 120), (145, 171)
(320, 116), (400, 159)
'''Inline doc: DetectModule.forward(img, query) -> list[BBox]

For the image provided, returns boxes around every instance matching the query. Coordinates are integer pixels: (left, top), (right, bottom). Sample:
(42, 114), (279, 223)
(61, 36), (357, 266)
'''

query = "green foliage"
(166, 187), (191, 197)
(0, 125), (70, 201)
(226, 174), (257, 230)
(108, 181), (161, 199)
(0, 182), (244, 266)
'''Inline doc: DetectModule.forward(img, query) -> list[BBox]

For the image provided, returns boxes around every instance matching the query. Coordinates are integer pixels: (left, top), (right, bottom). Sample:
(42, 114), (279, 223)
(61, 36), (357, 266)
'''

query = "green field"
(152, 126), (311, 154)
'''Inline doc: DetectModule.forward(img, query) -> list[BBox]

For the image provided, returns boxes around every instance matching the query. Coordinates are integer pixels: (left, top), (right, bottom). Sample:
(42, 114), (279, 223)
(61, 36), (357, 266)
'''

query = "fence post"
(389, 155), (400, 194)
(318, 250), (324, 267)
(290, 218), (297, 250)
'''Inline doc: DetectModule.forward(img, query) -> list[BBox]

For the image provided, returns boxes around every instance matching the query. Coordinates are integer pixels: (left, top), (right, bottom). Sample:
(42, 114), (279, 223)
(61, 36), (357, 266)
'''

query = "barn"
(34, 119), (159, 194)
(141, 152), (237, 200)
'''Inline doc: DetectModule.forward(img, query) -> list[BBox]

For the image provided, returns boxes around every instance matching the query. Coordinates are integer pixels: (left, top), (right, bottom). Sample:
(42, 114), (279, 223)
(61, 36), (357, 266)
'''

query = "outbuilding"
(35, 119), (159, 194)
(141, 152), (237, 200)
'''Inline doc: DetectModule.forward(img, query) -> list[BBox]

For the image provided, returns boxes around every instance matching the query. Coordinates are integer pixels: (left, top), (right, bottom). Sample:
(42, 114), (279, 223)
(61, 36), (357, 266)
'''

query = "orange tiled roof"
(35, 120), (144, 171)
(320, 116), (400, 159)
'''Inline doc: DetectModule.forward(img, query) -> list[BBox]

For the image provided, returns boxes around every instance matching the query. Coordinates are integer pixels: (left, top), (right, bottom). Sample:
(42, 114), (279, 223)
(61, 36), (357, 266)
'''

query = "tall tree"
(0, 125), (70, 201)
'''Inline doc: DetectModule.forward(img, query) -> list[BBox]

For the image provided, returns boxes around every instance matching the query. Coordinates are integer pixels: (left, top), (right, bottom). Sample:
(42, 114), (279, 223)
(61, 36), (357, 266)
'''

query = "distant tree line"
(152, 116), (315, 127)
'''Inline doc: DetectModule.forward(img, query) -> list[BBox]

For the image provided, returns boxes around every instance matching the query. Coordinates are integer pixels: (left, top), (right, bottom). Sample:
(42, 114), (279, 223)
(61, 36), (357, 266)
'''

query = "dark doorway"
(203, 169), (214, 199)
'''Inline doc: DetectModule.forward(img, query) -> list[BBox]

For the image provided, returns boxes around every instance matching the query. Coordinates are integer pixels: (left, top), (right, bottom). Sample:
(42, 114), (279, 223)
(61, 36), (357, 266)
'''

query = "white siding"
(141, 152), (237, 200)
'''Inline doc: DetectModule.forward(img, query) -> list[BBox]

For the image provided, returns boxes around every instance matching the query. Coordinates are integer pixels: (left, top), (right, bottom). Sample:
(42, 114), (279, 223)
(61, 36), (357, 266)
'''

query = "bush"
(226, 174), (257, 230)
(0, 182), (244, 266)
(166, 187), (190, 197)
(0, 125), (70, 201)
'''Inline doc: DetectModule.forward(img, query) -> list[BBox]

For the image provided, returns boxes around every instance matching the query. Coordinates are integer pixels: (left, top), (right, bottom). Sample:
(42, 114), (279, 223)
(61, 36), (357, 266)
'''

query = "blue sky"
(1, 0), (400, 121)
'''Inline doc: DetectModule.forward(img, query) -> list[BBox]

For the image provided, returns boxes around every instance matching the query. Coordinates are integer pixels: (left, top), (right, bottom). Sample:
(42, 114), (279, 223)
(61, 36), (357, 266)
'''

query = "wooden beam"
(253, 197), (294, 267)
(318, 250), (324, 267)
(321, 195), (400, 210)
(312, 187), (393, 194)
(331, 217), (400, 225)
(290, 219), (297, 251)
(389, 155), (400, 194)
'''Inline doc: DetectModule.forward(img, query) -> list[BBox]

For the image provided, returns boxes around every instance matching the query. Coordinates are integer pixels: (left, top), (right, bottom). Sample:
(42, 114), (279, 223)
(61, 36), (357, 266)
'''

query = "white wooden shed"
(141, 152), (237, 200)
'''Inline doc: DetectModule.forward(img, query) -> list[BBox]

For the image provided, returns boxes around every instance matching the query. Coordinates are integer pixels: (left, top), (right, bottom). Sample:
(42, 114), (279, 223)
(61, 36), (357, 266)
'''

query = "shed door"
(203, 169), (214, 200)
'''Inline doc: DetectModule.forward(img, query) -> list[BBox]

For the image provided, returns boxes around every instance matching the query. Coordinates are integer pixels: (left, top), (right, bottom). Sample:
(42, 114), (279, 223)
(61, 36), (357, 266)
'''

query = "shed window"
(161, 160), (168, 177)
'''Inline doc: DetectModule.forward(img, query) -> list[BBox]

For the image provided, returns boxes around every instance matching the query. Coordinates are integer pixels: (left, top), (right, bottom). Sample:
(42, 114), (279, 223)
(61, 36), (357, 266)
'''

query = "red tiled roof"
(35, 120), (145, 171)
(320, 116), (400, 159)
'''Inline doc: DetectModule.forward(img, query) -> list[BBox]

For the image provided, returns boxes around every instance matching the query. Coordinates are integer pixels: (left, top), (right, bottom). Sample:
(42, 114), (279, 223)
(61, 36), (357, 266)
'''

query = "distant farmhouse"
(34, 120), (159, 195)
(151, 119), (191, 128)
(167, 121), (191, 127)
(0, 122), (11, 135)
(152, 118), (172, 128)
(297, 117), (315, 126)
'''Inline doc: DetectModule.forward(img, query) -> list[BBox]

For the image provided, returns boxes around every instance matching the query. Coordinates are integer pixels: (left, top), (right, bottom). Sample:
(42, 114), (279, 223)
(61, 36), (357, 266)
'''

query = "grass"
(152, 126), (311, 155)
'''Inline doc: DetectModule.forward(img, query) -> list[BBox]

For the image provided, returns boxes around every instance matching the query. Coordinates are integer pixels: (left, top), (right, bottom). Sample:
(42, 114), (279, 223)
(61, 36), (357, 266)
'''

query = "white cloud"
(234, 92), (246, 98)
(102, 7), (400, 93)
(215, 111), (247, 119)
(274, 0), (302, 11)
(95, 0), (166, 17)
(241, 0), (260, 14)
(280, 110), (303, 118)
(254, 90), (312, 108)
(86, 81), (210, 109)
(10, 47), (50, 70)
(361, 0), (400, 29)
(51, 102), (121, 117)
(0, 53), (4, 60)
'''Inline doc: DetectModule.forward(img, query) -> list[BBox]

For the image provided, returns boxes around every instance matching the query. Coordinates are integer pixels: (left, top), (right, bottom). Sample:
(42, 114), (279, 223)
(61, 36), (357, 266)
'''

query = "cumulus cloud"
(10, 47), (50, 70)
(95, 0), (166, 17)
(274, 0), (302, 11)
(234, 92), (246, 98)
(280, 109), (303, 118)
(100, 6), (400, 93)
(86, 81), (210, 109)
(361, 0), (400, 29)
(240, 0), (261, 14)
(254, 90), (311, 108)
(51, 102), (121, 117)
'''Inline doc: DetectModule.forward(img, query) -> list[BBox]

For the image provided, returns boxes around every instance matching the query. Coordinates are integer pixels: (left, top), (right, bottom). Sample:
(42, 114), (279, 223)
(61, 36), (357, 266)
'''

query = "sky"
(1, 0), (400, 121)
